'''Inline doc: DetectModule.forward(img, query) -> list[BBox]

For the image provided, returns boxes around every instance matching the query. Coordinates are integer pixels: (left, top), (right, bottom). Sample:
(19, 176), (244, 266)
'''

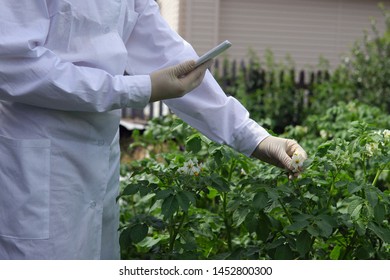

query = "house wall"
(158, 0), (389, 70)
(158, 0), (181, 31)
(182, 0), (220, 54)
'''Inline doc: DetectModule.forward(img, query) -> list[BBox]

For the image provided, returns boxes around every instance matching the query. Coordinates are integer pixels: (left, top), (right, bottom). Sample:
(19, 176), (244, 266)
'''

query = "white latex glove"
(252, 135), (308, 175)
(149, 60), (212, 102)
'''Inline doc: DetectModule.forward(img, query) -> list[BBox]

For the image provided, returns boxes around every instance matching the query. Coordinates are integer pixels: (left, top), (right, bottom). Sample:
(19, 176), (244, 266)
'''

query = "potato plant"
(118, 103), (390, 260)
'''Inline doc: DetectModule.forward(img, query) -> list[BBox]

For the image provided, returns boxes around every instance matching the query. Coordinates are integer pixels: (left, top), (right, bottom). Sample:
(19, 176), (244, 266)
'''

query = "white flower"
(291, 152), (305, 172)
(365, 142), (379, 157)
(178, 159), (201, 176)
(383, 129), (390, 140)
(177, 166), (186, 174)
(320, 130), (328, 139)
(198, 162), (205, 173)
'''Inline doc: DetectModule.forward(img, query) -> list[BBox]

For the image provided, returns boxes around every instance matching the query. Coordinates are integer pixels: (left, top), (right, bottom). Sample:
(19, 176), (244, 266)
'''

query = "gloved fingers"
(253, 136), (308, 175)
(279, 150), (293, 170)
(254, 136), (289, 169)
(149, 59), (211, 102)
(172, 60), (196, 78)
(286, 140), (308, 174)
(179, 60), (212, 90)
(286, 139), (308, 159)
(259, 153), (287, 170)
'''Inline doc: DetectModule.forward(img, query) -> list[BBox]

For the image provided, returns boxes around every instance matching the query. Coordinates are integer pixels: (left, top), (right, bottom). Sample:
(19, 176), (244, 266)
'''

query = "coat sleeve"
(0, 0), (151, 112)
(126, 0), (269, 156)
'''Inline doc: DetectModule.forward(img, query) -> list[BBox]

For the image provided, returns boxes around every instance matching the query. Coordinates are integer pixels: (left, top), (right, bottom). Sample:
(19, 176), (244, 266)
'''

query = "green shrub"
(312, 4), (390, 113)
(119, 102), (390, 260)
(214, 5), (390, 133)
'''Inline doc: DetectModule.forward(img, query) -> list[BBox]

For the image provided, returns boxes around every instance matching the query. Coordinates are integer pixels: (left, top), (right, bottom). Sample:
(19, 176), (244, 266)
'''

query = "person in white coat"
(0, 0), (307, 259)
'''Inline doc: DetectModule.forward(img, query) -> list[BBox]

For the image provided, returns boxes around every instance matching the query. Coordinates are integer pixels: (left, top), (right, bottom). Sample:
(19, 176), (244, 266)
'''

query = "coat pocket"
(0, 135), (50, 239)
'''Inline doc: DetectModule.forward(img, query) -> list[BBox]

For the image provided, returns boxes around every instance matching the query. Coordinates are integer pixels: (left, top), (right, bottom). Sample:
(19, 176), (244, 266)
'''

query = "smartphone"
(195, 40), (232, 67)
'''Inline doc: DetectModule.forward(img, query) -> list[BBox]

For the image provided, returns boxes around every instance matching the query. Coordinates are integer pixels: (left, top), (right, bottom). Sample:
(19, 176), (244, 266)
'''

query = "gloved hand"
(252, 135), (308, 175)
(149, 60), (212, 102)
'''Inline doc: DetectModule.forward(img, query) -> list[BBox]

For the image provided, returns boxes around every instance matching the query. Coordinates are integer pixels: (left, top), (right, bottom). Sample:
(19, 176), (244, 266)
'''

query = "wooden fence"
(213, 59), (330, 94)
(121, 59), (330, 123)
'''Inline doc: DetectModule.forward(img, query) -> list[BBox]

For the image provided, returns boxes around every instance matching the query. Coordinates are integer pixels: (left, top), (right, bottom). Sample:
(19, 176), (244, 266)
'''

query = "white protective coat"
(0, 0), (269, 259)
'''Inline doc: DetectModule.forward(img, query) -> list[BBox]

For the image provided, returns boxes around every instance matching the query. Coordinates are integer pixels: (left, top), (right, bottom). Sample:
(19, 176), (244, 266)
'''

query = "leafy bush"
(213, 5), (390, 133)
(215, 50), (308, 133)
(119, 102), (390, 260)
(118, 5), (390, 260)
(312, 4), (390, 114)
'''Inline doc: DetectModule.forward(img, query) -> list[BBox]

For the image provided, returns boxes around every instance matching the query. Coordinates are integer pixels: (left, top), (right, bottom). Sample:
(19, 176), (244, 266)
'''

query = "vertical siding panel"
(159, 0), (389, 69)
(187, 0), (220, 55)
(158, 0), (181, 31)
(219, 0), (389, 69)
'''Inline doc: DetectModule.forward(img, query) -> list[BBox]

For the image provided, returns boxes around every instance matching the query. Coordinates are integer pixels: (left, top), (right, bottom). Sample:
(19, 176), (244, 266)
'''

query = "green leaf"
(161, 195), (179, 218)
(330, 245), (343, 260)
(233, 207), (250, 227)
(296, 231), (312, 257)
(256, 213), (272, 242)
(315, 219), (333, 238)
(244, 212), (258, 233)
(244, 212), (271, 242)
(374, 203), (386, 223)
(122, 180), (150, 197)
(348, 199), (363, 220)
(211, 148), (223, 166)
(176, 191), (194, 212)
(355, 219), (367, 236)
(138, 237), (161, 248)
(335, 180), (349, 188)
(265, 238), (285, 250)
(145, 216), (165, 230)
(155, 189), (173, 200)
(306, 225), (320, 237)
(368, 222), (390, 243)
(119, 227), (132, 249)
(186, 134), (202, 153)
(252, 192), (269, 210)
(129, 223), (149, 243)
(286, 220), (310, 231)
(317, 142), (332, 157)
(347, 182), (362, 194)
(206, 187), (219, 199)
(297, 178), (313, 186)
(210, 176), (230, 192)
(123, 183), (140, 196)
(294, 214), (312, 222)
(318, 214), (337, 227)
(274, 244), (294, 260)
(365, 187), (378, 208)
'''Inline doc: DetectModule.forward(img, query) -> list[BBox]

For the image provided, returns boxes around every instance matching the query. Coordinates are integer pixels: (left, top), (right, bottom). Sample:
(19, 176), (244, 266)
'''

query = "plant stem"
(362, 155), (367, 183)
(372, 169), (381, 187)
(222, 192), (232, 251)
(327, 170), (338, 208)
(278, 198), (294, 224)
(341, 230), (357, 259)
(372, 162), (389, 187)
(222, 160), (236, 252)
(169, 212), (187, 253)
(292, 179), (311, 213)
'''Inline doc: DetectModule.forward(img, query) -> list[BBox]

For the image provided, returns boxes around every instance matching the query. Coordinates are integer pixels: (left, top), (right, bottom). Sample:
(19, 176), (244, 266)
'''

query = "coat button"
(103, 26), (110, 33)
(89, 201), (97, 209)
(96, 140), (105, 146)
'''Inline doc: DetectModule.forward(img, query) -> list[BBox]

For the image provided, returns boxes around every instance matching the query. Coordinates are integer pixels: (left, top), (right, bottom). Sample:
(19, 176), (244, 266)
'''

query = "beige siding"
(184, 0), (220, 55)
(158, 0), (389, 69)
(158, 0), (181, 32)
(219, 0), (389, 69)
